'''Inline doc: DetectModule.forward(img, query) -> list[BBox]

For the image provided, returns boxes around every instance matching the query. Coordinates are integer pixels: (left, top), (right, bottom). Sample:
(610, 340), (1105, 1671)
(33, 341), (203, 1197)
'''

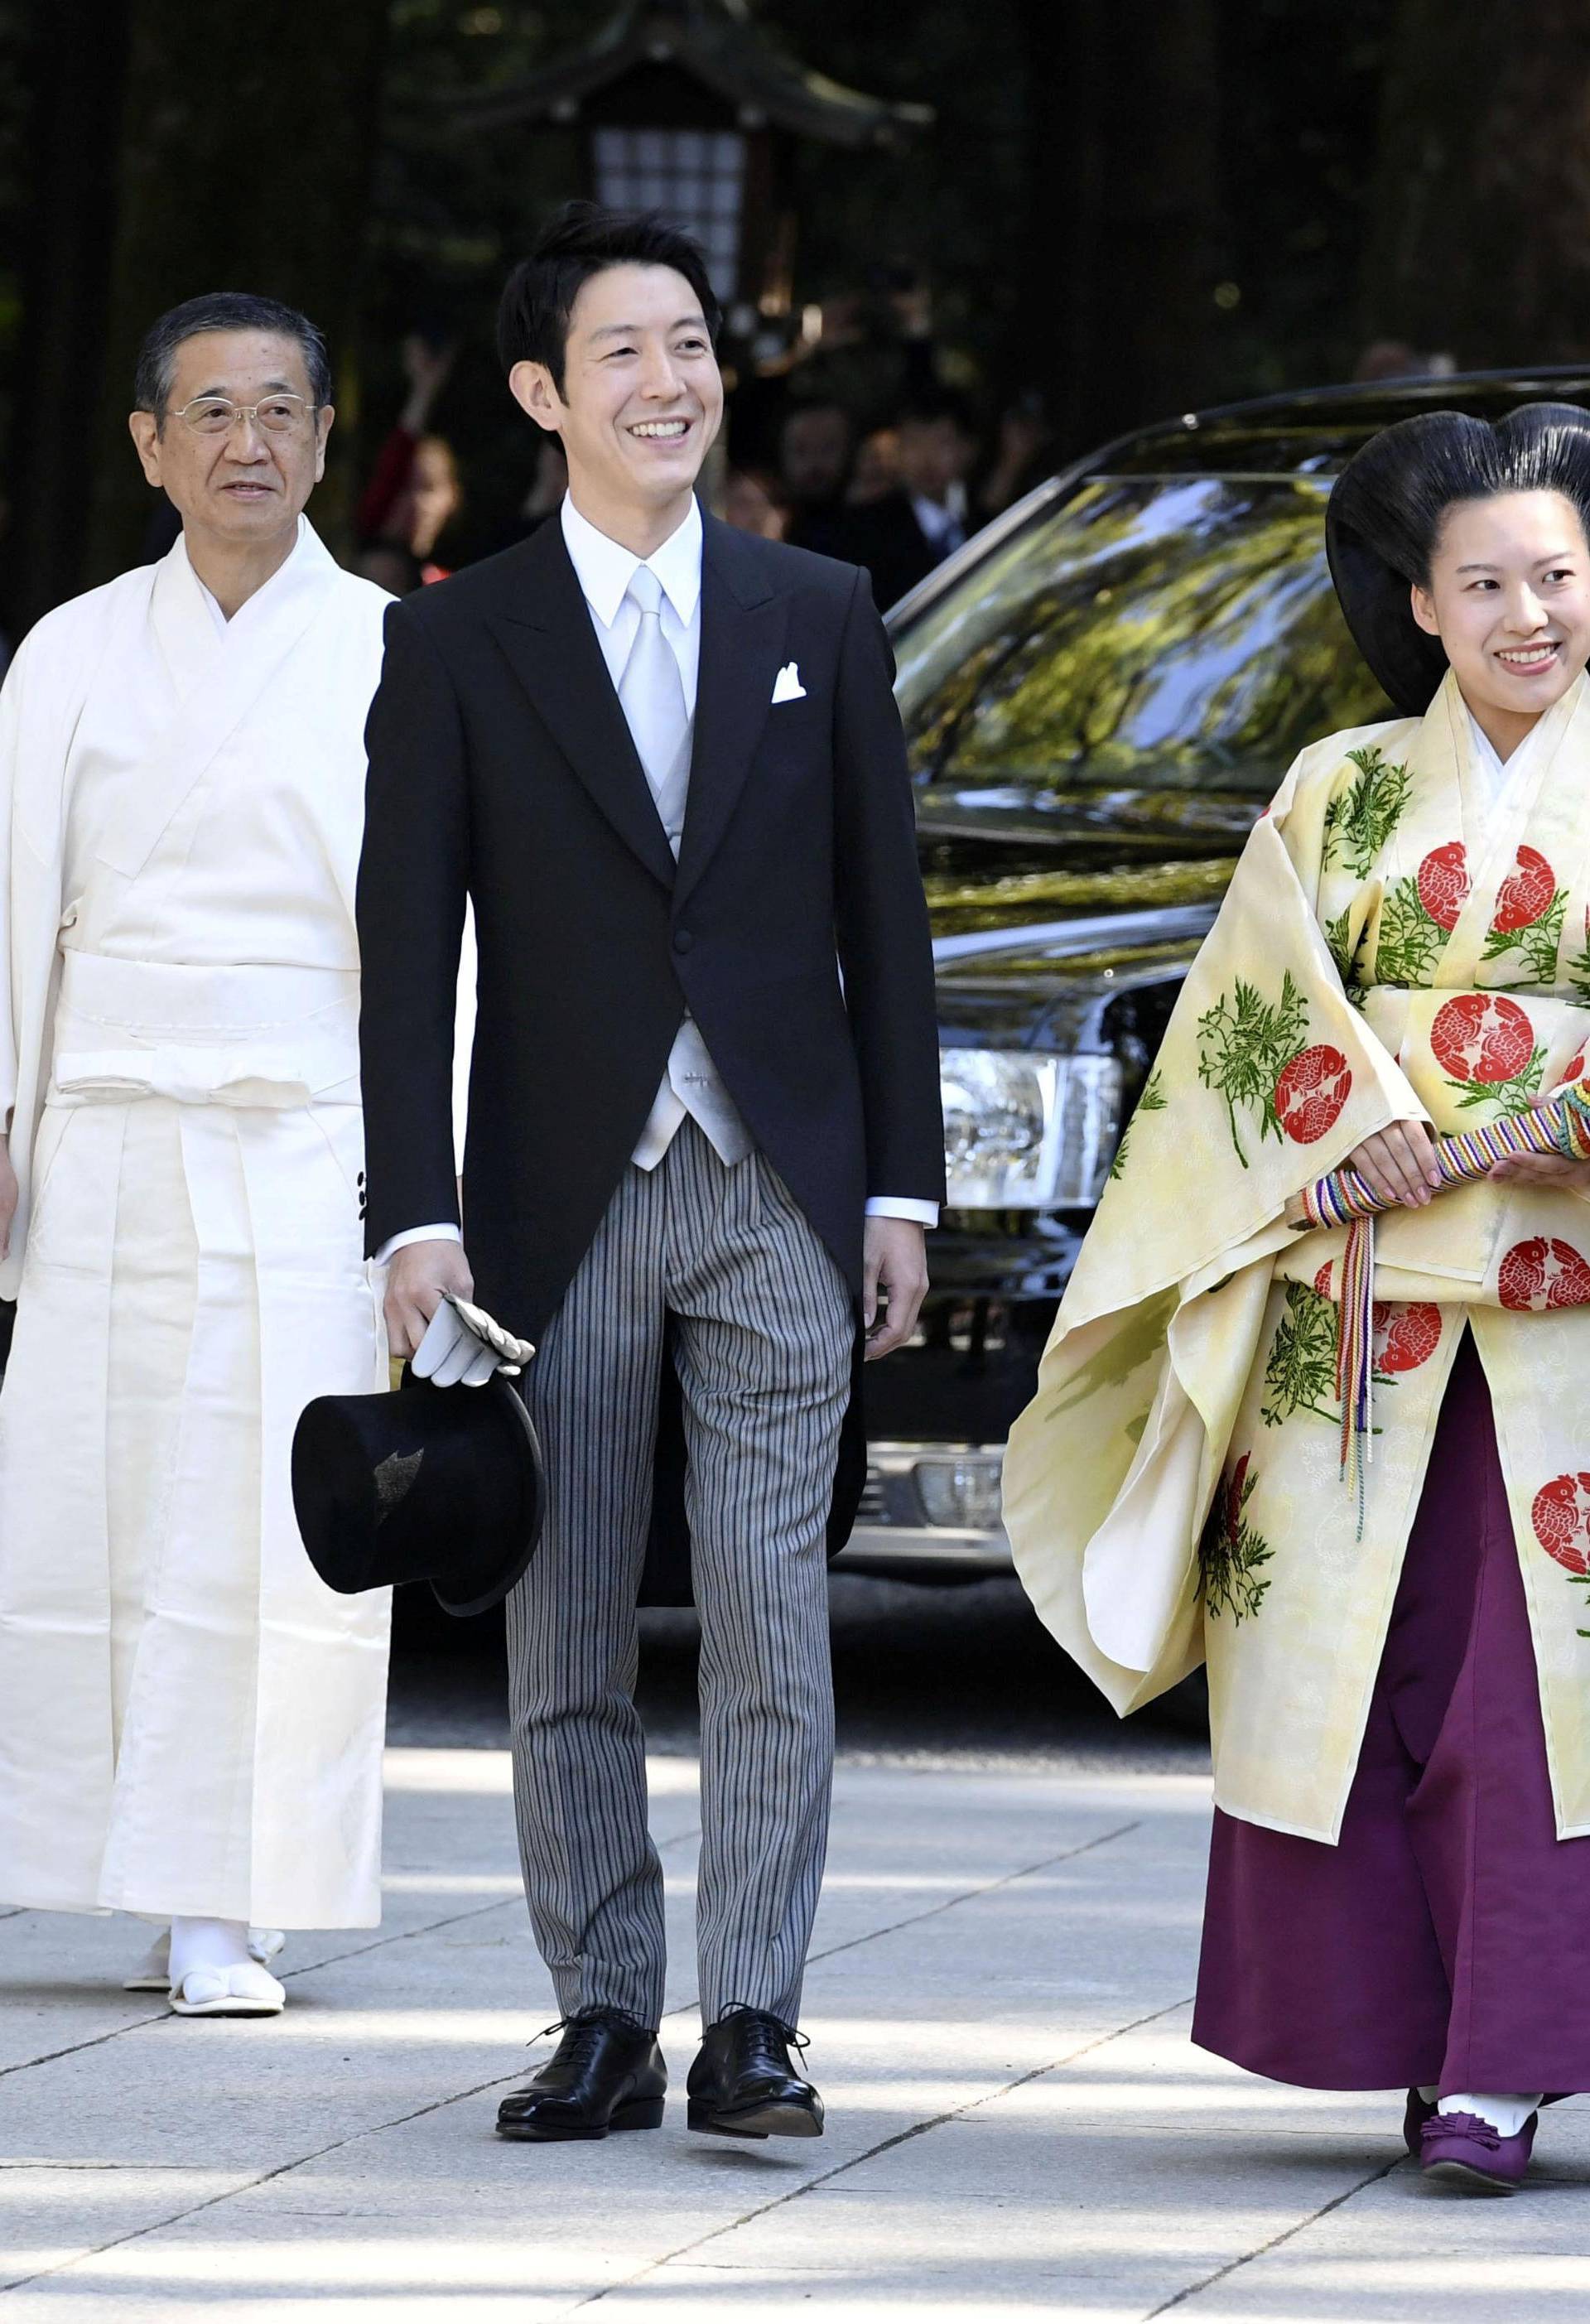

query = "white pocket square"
(771, 661), (807, 704)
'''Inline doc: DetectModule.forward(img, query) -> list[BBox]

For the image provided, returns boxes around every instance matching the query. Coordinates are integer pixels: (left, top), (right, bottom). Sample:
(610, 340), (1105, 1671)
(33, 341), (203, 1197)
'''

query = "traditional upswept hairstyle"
(133, 292), (332, 424)
(1327, 401), (1590, 713)
(496, 201), (722, 398)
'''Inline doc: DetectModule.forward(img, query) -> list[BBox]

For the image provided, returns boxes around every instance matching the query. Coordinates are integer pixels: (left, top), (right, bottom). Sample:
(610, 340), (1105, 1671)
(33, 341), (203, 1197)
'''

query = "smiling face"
(128, 331), (330, 556)
(1413, 489), (1590, 750)
(508, 263), (721, 542)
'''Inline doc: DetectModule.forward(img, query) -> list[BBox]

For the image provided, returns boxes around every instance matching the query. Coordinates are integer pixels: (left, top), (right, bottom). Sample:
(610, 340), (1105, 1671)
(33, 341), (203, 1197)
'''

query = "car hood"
(922, 827), (1228, 1050)
(920, 825), (1245, 946)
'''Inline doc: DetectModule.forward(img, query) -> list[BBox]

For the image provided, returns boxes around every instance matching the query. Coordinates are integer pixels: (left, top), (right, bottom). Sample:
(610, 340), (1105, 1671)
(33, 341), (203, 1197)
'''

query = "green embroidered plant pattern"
(1562, 909), (1590, 1004)
(1260, 1280), (1339, 1429)
(1196, 972), (1308, 1167)
(1374, 871), (1453, 987)
(1432, 996), (1547, 1121)
(1323, 908), (1367, 1006)
(1107, 1068), (1166, 1182)
(1482, 888), (1568, 983)
(1447, 1049), (1548, 1114)
(1200, 1452), (1273, 1622)
(1321, 745), (1412, 880)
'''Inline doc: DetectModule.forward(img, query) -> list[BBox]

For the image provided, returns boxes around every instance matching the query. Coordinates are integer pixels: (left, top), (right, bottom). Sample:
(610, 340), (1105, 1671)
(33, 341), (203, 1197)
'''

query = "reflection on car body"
(842, 365), (1590, 1583)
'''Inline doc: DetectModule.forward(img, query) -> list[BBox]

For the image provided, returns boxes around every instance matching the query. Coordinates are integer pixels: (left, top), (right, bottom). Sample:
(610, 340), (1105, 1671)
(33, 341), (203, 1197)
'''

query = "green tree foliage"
(83, 0), (392, 576)
(1361, 0), (1590, 368)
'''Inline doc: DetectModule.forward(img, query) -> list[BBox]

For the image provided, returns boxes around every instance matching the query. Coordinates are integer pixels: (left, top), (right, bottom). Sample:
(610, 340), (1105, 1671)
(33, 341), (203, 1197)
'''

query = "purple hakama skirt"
(1192, 1332), (1590, 2095)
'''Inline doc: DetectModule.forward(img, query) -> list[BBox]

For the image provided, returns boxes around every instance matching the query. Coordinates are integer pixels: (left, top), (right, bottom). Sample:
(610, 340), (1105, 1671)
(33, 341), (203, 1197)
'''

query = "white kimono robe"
(0, 520), (393, 1929)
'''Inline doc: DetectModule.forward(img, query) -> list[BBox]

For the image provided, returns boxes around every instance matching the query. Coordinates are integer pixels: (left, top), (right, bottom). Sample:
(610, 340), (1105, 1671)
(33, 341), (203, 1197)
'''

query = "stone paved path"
(3, 1748), (1587, 2319)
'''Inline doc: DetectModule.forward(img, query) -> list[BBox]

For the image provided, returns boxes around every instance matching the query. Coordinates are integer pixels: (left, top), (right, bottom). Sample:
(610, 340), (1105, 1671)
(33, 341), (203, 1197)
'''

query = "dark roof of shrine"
(449, 0), (932, 150)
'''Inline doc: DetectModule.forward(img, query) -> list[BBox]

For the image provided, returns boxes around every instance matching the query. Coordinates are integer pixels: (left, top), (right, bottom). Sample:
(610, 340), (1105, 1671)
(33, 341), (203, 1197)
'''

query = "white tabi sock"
(168, 1917), (285, 2010)
(1438, 2090), (1544, 2139)
(169, 1917), (252, 1978)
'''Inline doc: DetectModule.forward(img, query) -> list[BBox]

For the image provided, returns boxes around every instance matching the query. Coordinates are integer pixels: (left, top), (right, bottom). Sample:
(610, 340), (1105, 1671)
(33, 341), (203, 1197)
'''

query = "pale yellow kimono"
(1005, 669), (1590, 1844)
(0, 523), (393, 1927)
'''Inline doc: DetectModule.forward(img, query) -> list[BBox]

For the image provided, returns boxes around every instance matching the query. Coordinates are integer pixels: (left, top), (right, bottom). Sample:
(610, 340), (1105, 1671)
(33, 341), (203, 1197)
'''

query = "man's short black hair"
(497, 201), (722, 398)
(134, 292), (332, 423)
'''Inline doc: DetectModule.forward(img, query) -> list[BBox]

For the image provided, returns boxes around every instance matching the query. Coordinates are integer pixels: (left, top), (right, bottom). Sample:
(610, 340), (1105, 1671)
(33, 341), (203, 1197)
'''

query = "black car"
(841, 366), (1590, 1581)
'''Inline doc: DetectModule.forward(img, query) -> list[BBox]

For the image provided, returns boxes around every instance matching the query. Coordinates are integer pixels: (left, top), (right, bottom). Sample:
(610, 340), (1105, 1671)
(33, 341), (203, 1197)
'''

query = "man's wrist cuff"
(376, 1222), (463, 1265)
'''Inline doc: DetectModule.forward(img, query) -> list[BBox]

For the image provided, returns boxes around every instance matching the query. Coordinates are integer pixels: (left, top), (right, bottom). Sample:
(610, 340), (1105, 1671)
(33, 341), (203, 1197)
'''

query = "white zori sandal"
(169, 1957), (287, 2018)
(124, 1926), (287, 2015)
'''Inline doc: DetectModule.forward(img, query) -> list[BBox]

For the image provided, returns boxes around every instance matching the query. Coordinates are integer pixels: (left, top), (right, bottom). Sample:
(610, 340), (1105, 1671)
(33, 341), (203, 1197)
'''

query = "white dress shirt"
(912, 481), (968, 559)
(379, 492), (938, 1259)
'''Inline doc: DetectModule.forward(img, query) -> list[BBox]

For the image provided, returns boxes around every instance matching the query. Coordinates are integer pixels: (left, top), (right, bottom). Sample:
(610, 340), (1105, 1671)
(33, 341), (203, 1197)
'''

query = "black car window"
(894, 474), (1392, 841)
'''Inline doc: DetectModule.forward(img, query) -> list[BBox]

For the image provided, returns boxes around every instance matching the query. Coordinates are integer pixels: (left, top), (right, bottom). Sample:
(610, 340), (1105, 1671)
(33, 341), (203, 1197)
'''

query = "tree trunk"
(7, 0), (132, 633)
(1044, 0), (1231, 455)
(85, 0), (392, 584)
(1361, 0), (1590, 368)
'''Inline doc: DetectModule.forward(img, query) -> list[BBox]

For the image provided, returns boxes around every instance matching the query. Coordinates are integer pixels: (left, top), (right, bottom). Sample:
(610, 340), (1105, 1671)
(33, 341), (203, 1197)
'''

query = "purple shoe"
(1402, 2089), (1437, 2156)
(1420, 2107), (1537, 2190)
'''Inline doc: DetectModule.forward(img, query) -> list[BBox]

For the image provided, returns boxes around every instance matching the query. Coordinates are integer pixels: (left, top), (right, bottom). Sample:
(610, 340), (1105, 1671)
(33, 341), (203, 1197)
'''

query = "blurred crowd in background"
(349, 283), (1058, 609)
(348, 296), (1468, 613)
(0, 291), (1467, 691)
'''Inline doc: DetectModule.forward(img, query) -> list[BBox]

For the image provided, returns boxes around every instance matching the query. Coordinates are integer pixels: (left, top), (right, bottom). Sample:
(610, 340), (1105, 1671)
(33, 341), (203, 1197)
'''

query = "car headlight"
(940, 1048), (1123, 1209)
(912, 1451), (1005, 1530)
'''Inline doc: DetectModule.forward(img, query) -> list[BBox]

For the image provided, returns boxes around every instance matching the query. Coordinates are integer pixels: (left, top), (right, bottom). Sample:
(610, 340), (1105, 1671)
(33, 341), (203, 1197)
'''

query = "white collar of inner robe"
(154, 517), (331, 682)
(560, 493), (702, 629)
(1464, 699), (1554, 818)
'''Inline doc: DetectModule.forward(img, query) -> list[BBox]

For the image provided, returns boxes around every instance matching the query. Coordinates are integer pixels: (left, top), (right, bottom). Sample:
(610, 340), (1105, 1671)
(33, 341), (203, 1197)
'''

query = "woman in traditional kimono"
(1004, 403), (1590, 2190)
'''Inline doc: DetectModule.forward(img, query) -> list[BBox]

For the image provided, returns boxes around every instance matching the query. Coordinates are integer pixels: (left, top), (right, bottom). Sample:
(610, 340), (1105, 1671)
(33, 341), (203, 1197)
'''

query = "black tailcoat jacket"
(356, 506), (945, 1596)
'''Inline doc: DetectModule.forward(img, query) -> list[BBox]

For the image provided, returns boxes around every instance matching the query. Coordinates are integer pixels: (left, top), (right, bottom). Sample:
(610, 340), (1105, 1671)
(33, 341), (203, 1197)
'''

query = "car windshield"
(894, 473), (1392, 846)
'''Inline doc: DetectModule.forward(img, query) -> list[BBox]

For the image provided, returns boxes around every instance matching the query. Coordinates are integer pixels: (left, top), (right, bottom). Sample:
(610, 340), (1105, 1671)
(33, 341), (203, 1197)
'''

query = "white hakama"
(0, 523), (392, 1928)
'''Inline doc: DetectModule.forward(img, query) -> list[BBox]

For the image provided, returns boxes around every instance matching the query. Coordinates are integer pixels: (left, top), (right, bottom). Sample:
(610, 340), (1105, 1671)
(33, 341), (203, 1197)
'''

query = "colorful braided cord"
(1302, 1077), (1590, 1535)
(1298, 1078), (1590, 1232)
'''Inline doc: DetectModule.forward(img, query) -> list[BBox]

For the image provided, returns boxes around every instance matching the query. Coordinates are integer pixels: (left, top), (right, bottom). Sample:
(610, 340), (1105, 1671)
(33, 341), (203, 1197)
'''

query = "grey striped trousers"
(504, 1120), (854, 2029)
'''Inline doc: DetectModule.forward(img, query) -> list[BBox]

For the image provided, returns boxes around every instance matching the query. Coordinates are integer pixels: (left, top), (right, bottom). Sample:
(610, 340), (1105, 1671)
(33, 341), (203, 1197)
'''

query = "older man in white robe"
(0, 294), (391, 2016)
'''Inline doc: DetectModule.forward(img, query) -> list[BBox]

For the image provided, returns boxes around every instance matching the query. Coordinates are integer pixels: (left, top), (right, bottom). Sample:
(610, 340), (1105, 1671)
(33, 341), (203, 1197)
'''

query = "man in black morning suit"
(356, 204), (944, 2143)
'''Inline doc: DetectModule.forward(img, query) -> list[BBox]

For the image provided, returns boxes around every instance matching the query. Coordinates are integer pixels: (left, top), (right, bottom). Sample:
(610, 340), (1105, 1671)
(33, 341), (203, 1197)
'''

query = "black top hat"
(292, 1367), (545, 1618)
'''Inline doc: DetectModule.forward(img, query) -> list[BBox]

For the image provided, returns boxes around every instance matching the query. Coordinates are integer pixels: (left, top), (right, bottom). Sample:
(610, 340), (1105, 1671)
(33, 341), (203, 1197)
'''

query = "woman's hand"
(0, 1137), (17, 1262)
(1490, 1086), (1590, 1192)
(1344, 1121), (1441, 1208)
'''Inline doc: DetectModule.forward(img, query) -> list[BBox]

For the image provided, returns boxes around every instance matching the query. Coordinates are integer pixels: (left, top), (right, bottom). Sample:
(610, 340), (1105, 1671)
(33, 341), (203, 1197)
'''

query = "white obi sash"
(49, 953), (360, 1112)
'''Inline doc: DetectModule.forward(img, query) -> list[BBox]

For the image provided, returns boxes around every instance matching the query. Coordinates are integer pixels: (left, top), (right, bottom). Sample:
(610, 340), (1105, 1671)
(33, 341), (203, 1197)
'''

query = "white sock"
(1417, 2085), (1438, 2104)
(166, 1917), (285, 2008)
(1438, 2090), (1543, 2139)
(168, 1917), (253, 1983)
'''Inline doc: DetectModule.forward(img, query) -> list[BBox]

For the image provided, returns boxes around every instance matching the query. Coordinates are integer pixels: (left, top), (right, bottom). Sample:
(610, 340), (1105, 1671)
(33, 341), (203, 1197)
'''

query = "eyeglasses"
(170, 393), (320, 437)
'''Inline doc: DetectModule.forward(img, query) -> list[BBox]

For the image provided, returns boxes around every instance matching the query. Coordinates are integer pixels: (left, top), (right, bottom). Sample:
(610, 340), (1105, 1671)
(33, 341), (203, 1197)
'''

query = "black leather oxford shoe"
(496, 2008), (666, 2142)
(687, 2006), (824, 2139)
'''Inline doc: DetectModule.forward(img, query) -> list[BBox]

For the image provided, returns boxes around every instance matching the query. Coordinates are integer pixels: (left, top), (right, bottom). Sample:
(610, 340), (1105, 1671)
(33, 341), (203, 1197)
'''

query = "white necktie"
(618, 565), (690, 852)
(615, 564), (751, 1170)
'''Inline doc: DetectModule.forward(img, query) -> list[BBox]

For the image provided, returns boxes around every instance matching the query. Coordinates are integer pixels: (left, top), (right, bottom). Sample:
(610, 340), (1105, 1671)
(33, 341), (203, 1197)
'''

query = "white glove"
(411, 1294), (536, 1389)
